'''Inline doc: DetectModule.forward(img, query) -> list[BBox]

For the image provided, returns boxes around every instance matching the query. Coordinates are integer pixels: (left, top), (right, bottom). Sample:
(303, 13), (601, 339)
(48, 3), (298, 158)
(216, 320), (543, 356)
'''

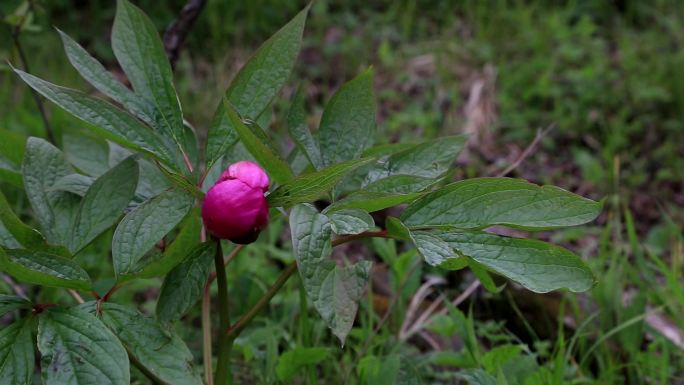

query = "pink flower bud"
(202, 161), (270, 244)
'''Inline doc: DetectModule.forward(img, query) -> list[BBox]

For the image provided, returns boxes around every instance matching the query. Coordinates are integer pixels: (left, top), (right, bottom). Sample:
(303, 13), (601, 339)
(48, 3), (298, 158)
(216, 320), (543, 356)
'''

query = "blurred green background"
(1, 0), (684, 384)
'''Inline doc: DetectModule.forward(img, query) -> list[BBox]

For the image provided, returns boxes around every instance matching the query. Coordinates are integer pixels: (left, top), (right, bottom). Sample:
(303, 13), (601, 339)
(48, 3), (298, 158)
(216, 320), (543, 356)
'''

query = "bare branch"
(163, 0), (207, 68)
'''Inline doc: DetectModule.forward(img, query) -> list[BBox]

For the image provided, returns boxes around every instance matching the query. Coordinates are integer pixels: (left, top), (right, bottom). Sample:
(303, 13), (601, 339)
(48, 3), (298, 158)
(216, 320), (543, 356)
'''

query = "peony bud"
(202, 161), (270, 244)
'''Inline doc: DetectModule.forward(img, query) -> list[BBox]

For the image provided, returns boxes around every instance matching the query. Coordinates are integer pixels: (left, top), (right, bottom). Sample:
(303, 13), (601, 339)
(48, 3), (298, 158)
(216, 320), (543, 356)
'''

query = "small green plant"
(1, 1), (602, 384)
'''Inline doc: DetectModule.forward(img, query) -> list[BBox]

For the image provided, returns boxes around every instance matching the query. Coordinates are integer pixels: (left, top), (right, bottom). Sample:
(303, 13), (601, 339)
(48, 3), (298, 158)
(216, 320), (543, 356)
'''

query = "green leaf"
(22, 137), (80, 245)
(327, 209), (374, 235)
(0, 221), (21, 249)
(133, 213), (201, 279)
(0, 295), (31, 317)
(401, 178), (602, 230)
(205, 6), (309, 170)
(113, 188), (194, 277)
(366, 136), (466, 183)
(290, 204), (371, 344)
(408, 230), (457, 267)
(465, 257), (499, 293)
(63, 133), (110, 177)
(385, 217), (411, 241)
(112, 0), (184, 145)
(96, 303), (202, 385)
(0, 248), (91, 290)
(50, 174), (94, 196)
(13, 69), (177, 167)
(156, 242), (216, 323)
(276, 347), (329, 381)
(70, 156), (139, 253)
(205, 102), (239, 172)
(225, 5), (308, 119)
(38, 306), (130, 385)
(319, 68), (376, 166)
(224, 100), (294, 183)
(287, 88), (322, 169)
(432, 230), (595, 293)
(358, 354), (422, 385)
(364, 174), (439, 194)
(328, 190), (421, 213)
(0, 189), (57, 252)
(481, 345), (523, 374)
(0, 319), (34, 385)
(267, 158), (374, 208)
(459, 369), (498, 385)
(58, 29), (161, 132)
(0, 128), (25, 187)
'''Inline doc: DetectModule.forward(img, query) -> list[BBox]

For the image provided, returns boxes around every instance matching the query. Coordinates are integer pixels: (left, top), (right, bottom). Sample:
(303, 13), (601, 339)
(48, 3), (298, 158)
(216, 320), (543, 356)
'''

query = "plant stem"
(67, 289), (84, 304)
(213, 240), (233, 385)
(203, 244), (242, 385)
(226, 261), (297, 340)
(225, 230), (388, 339)
(202, 281), (213, 385)
(11, 31), (56, 144)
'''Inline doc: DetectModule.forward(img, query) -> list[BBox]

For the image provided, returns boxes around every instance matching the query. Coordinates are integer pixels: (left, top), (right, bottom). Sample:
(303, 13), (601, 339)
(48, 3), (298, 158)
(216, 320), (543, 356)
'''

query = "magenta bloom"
(202, 161), (270, 244)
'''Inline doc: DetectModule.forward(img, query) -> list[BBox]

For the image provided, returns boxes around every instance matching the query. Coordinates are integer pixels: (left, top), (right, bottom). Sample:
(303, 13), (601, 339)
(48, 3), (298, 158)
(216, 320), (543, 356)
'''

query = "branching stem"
(225, 230), (389, 340)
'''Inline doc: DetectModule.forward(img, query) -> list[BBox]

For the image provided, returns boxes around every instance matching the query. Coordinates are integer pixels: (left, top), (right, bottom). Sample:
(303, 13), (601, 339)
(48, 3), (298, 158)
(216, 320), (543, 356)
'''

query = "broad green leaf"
(0, 128), (25, 187)
(112, 0), (184, 145)
(63, 133), (110, 177)
(268, 158), (374, 207)
(401, 178), (602, 230)
(58, 29), (161, 131)
(69, 156), (139, 253)
(362, 142), (415, 158)
(481, 345), (523, 374)
(97, 303), (202, 385)
(276, 347), (329, 381)
(465, 257), (499, 293)
(135, 157), (172, 200)
(328, 191), (421, 213)
(319, 68), (376, 166)
(181, 123), (199, 169)
(156, 242), (216, 323)
(0, 221), (21, 249)
(205, 102), (239, 172)
(364, 174), (438, 194)
(0, 295), (30, 317)
(205, 5), (309, 170)
(408, 230), (457, 267)
(225, 5), (308, 118)
(366, 136), (466, 183)
(0, 248), (91, 290)
(0, 319), (34, 385)
(22, 137), (80, 245)
(50, 174), (94, 196)
(154, 163), (204, 199)
(290, 204), (371, 344)
(38, 306), (129, 385)
(133, 213), (201, 279)
(13, 69), (177, 167)
(287, 88), (322, 169)
(385, 217), (411, 241)
(105, 142), (173, 201)
(327, 209), (374, 235)
(225, 100), (294, 183)
(432, 230), (595, 293)
(0, 189), (54, 251)
(113, 188), (194, 277)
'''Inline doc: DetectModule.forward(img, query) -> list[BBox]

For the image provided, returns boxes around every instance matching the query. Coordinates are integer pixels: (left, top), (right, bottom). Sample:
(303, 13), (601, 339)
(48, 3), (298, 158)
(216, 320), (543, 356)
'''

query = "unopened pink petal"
(224, 161), (270, 191)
